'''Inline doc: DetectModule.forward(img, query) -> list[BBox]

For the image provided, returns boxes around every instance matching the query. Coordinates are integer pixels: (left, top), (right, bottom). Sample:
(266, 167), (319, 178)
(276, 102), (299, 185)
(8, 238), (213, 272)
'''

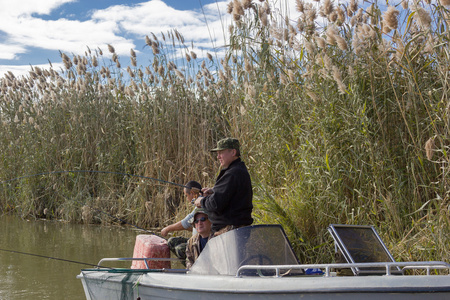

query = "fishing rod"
(0, 248), (114, 269)
(0, 170), (189, 189)
(0, 169), (202, 195)
(0, 169), (199, 237)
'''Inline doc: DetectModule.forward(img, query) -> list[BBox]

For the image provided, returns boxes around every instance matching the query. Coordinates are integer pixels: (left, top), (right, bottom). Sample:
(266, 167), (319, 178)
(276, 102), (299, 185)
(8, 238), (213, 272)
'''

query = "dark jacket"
(200, 158), (253, 231)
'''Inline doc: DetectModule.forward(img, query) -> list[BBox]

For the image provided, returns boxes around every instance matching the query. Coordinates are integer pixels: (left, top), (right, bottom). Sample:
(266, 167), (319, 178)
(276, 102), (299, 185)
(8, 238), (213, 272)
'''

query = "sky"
(0, 0), (410, 80)
(2, 0), (372, 79)
(0, 0), (237, 78)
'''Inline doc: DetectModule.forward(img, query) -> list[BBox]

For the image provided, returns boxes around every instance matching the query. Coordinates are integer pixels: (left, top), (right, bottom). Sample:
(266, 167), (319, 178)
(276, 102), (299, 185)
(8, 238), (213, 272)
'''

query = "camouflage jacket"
(185, 232), (214, 269)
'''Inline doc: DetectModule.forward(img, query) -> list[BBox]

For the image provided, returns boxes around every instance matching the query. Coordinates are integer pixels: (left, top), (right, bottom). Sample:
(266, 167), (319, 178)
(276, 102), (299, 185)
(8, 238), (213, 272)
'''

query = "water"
(0, 215), (141, 299)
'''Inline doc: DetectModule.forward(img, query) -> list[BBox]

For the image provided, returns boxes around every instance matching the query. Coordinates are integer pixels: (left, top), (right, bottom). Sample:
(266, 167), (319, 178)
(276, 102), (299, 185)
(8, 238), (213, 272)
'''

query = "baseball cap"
(210, 138), (240, 152)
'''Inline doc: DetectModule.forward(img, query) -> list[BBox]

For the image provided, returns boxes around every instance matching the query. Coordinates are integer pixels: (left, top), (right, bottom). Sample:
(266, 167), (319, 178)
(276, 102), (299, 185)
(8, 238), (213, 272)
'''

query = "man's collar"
(222, 157), (241, 170)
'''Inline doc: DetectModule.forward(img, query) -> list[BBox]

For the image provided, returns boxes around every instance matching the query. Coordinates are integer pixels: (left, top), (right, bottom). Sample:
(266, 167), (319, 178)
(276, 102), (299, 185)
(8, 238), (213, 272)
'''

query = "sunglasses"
(194, 217), (208, 224)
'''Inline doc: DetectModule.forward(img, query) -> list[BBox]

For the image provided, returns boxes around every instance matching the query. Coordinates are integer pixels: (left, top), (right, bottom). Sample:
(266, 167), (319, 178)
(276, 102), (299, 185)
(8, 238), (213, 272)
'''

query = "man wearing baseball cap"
(161, 180), (202, 261)
(185, 208), (213, 269)
(194, 138), (253, 236)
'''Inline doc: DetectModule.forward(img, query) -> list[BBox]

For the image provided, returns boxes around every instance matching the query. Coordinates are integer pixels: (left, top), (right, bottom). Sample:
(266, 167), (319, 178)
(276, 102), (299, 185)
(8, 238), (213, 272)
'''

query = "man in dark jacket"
(194, 138), (253, 235)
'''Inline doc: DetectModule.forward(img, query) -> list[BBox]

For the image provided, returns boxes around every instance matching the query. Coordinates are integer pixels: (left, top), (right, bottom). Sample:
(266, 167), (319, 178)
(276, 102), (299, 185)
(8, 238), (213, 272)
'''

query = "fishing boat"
(77, 224), (450, 299)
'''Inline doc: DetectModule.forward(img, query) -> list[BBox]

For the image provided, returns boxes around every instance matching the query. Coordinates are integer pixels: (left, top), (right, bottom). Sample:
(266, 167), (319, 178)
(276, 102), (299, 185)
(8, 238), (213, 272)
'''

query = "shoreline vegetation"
(0, 0), (449, 264)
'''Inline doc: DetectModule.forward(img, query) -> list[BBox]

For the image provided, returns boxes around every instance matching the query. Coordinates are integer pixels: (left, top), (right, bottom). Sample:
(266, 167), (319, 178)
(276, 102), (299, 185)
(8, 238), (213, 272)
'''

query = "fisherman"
(194, 138), (253, 236)
(185, 208), (213, 269)
(161, 180), (202, 260)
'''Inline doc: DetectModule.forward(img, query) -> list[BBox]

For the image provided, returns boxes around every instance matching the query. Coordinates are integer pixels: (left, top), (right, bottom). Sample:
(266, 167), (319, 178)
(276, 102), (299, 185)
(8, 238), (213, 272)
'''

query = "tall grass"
(0, 0), (449, 263)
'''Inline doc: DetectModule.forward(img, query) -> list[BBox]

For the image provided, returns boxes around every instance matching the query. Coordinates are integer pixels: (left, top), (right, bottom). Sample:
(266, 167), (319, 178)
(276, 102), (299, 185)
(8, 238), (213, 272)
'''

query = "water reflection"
(0, 215), (139, 299)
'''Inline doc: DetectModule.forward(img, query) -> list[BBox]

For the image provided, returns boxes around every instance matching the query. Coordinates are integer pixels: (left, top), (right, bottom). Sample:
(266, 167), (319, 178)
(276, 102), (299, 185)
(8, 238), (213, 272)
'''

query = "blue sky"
(0, 0), (236, 78)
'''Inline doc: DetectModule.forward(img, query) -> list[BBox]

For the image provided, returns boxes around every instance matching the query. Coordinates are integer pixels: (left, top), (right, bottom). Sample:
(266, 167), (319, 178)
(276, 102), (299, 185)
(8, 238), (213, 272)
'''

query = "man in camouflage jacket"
(186, 208), (214, 269)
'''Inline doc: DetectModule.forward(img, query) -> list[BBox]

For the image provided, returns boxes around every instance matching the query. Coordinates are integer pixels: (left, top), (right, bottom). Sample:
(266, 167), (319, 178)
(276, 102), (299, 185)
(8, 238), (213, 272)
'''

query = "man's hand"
(201, 188), (213, 196)
(194, 196), (204, 208)
(161, 226), (170, 237)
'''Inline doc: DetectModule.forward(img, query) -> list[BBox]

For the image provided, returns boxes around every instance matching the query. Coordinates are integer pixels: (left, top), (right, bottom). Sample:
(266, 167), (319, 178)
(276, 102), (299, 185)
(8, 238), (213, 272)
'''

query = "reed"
(0, 0), (448, 263)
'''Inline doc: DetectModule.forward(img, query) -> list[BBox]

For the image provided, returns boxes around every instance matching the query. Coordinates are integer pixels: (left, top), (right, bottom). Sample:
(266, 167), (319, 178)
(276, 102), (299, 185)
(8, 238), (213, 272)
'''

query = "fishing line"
(0, 171), (183, 268)
(86, 206), (162, 237)
(0, 248), (114, 269)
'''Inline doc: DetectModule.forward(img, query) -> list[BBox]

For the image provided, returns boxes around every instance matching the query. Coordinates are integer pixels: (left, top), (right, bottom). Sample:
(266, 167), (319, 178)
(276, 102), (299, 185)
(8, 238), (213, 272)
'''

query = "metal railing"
(97, 257), (184, 271)
(236, 261), (450, 277)
(93, 258), (450, 277)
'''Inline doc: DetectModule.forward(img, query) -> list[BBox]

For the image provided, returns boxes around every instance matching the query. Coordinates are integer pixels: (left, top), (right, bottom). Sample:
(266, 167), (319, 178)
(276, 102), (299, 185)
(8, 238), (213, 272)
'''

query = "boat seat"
(328, 224), (403, 276)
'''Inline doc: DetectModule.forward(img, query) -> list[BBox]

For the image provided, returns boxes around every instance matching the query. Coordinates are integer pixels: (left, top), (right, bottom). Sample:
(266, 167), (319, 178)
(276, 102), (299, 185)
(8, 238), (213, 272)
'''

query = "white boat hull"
(78, 269), (450, 300)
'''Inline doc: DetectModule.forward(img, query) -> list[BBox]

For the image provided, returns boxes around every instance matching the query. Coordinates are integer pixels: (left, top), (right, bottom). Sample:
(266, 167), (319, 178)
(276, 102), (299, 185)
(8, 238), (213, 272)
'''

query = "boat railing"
(96, 257), (185, 271)
(236, 261), (450, 278)
(95, 258), (450, 277)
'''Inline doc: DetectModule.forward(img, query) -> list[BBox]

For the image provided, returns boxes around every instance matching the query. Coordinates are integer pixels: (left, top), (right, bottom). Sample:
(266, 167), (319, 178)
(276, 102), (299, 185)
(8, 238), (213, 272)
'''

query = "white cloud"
(91, 0), (230, 48)
(0, 11), (135, 57)
(92, 1), (204, 28)
(5, 17), (135, 55)
(0, 0), (233, 77)
(0, 44), (27, 60)
(0, 62), (64, 79)
(0, 0), (75, 17)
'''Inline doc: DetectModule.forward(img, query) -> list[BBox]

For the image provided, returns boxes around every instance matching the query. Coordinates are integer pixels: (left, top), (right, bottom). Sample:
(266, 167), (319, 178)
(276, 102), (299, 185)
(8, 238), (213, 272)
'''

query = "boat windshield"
(189, 224), (299, 276)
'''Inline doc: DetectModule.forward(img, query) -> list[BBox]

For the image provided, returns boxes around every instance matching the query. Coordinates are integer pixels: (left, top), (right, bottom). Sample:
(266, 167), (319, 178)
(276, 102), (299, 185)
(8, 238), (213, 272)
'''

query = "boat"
(77, 224), (450, 299)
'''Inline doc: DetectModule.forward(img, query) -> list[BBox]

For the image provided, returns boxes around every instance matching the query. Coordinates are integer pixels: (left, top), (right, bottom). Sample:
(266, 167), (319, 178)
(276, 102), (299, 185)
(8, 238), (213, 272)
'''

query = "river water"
(0, 215), (142, 299)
